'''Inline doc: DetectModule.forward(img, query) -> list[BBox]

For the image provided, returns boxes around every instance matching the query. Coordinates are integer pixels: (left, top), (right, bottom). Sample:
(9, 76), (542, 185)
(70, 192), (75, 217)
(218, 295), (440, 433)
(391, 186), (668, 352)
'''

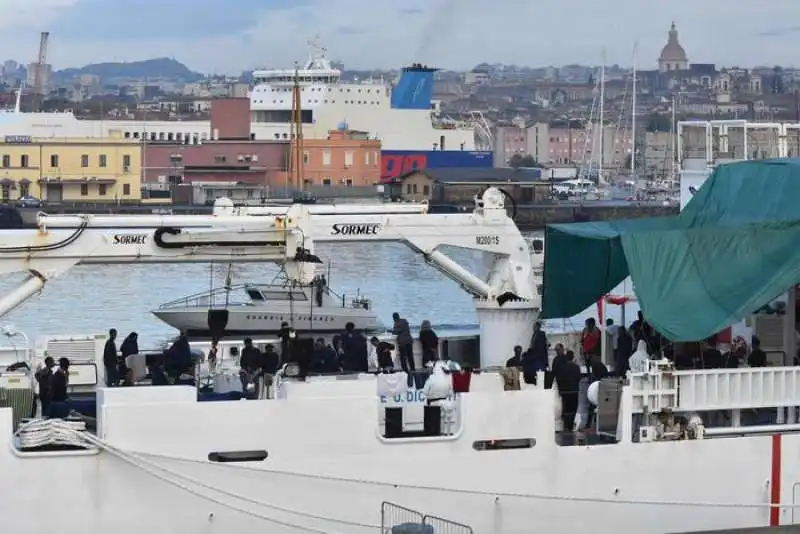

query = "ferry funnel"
(391, 64), (437, 110)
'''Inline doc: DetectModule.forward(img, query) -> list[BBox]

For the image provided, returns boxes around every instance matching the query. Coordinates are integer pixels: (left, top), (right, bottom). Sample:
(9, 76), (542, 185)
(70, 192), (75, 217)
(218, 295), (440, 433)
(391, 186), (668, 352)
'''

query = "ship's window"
(208, 450), (267, 463)
(246, 289), (265, 301)
(473, 438), (536, 451)
(261, 291), (308, 301)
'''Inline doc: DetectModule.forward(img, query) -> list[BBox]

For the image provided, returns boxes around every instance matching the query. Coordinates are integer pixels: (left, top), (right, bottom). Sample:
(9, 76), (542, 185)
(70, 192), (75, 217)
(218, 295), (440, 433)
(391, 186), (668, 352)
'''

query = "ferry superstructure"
(0, 46), (482, 151)
(249, 48), (477, 151)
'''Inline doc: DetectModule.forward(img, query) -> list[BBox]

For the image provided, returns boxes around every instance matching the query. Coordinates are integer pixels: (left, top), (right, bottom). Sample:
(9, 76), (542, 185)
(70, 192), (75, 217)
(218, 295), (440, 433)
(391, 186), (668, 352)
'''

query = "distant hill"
(56, 58), (203, 81)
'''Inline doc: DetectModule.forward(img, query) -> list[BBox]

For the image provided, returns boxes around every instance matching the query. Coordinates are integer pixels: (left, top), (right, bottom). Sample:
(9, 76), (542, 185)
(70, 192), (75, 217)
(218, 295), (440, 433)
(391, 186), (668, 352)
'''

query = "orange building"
(282, 128), (381, 188)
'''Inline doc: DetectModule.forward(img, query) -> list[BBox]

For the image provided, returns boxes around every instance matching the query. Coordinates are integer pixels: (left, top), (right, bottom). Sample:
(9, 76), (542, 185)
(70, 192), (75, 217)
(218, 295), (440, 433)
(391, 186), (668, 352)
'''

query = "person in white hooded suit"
(628, 340), (650, 374)
(423, 361), (453, 405)
(422, 361), (455, 434)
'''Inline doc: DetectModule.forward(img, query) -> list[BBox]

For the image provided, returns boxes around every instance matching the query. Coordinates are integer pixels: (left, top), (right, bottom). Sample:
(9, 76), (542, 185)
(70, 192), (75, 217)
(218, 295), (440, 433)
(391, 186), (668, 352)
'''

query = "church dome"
(659, 22), (688, 61)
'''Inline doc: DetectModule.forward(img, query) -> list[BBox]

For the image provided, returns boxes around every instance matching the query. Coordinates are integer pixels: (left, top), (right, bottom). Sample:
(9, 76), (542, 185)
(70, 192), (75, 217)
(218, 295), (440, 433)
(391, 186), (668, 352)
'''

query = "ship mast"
(290, 62), (305, 191)
(631, 42), (637, 176)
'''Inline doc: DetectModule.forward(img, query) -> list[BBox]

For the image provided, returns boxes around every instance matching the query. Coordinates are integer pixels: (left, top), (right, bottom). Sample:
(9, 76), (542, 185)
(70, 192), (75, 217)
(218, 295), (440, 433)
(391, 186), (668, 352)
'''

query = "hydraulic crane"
(0, 205), (319, 321)
(0, 189), (540, 367)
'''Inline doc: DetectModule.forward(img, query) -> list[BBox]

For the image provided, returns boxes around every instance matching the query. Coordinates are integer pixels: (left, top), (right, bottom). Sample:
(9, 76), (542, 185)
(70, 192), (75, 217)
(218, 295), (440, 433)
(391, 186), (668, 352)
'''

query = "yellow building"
(0, 133), (141, 202)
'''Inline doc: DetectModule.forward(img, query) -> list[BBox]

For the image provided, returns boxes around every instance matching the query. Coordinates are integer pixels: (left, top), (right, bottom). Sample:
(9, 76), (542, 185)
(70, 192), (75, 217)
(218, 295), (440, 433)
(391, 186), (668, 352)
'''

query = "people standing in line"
(340, 322), (368, 373)
(506, 345), (524, 368)
(310, 338), (339, 374)
(238, 338), (263, 395)
(48, 358), (71, 418)
(631, 311), (653, 350)
(551, 343), (567, 374)
(392, 312), (415, 373)
(262, 343), (281, 375)
(580, 318), (601, 364)
(525, 321), (549, 384)
(103, 328), (118, 387)
(165, 332), (193, 383)
(586, 352), (609, 382)
(419, 320), (439, 366)
(554, 350), (582, 432)
(628, 340), (650, 374)
(278, 321), (293, 362)
(701, 336), (724, 369)
(370, 337), (395, 371)
(748, 336), (767, 367)
(148, 353), (170, 386)
(35, 356), (55, 418)
(614, 326), (634, 376)
(606, 318), (618, 355)
(119, 332), (139, 386)
(207, 339), (219, 374)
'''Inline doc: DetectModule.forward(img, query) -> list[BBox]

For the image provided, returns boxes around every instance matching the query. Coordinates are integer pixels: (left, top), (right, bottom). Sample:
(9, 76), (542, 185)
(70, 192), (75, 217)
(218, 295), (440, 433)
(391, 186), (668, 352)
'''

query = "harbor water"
(0, 240), (637, 347)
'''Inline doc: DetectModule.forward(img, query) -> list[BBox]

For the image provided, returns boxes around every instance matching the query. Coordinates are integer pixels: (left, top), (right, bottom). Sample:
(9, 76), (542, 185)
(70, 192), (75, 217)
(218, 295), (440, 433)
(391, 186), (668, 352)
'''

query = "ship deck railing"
(630, 364), (800, 414)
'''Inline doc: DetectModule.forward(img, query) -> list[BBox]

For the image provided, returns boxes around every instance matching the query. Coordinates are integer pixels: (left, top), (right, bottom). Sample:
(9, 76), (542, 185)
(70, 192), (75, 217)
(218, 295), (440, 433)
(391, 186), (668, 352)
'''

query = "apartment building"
(0, 134), (141, 202)
(494, 123), (633, 172)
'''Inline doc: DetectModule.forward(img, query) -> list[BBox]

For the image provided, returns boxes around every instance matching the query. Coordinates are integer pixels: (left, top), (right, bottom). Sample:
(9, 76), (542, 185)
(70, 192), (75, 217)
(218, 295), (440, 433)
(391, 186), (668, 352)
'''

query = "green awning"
(542, 159), (800, 340)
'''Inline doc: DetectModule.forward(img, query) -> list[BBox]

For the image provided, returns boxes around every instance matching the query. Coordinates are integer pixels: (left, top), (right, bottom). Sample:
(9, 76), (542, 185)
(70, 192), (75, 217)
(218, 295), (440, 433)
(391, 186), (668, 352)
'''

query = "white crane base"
(475, 299), (538, 368)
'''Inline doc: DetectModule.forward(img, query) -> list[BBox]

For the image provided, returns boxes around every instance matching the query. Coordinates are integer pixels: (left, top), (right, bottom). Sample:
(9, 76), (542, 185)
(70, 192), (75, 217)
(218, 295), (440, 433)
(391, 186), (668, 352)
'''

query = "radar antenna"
(307, 35), (328, 58)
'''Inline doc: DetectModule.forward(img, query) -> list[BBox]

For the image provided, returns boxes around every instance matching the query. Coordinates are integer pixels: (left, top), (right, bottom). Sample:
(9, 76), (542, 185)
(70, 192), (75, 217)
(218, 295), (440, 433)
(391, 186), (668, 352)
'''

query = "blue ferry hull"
(381, 150), (493, 179)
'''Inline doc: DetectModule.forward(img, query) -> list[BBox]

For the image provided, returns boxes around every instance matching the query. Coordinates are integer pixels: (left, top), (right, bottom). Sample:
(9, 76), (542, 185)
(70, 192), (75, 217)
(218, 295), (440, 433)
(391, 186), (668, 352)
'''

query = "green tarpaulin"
(541, 159), (800, 341)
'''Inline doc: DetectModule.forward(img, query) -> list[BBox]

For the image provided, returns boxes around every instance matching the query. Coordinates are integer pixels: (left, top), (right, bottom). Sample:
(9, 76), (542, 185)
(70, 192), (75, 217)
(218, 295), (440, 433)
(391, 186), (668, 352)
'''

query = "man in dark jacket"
(341, 322), (368, 372)
(554, 351), (582, 432)
(392, 312), (415, 373)
(310, 338), (339, 373)
(239, 338), (263, 394)
(48, 358), (71, 418)
(370, 337), (395, 371)
(524, 322), (549, 384)
(262, 344), (281, 375)
(103, 328), (118, 387)
(35, 356), (55, 417)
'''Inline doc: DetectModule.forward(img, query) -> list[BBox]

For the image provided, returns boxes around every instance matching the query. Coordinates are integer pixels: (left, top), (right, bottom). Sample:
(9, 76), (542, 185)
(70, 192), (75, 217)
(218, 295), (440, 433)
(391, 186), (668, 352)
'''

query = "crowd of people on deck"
(500, 311), (773, 435)
(33, 356), (71, 418)
(213, 312), (443, 398)
(101, 328), (198, 388)
(605, 311), (769, 374)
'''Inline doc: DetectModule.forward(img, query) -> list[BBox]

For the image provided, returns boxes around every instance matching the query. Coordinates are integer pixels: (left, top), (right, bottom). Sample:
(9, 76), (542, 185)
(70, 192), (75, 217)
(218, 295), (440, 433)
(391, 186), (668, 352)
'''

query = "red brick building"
(142, 142), (287, 186)
(142, 98), (381, 198)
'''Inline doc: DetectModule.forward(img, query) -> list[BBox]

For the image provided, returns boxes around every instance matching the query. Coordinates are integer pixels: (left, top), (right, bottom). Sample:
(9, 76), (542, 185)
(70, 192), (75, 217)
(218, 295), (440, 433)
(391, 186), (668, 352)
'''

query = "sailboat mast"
(598, 51), (605, 183)
(291, 64), (305, 192)
(631, 42), (637, 175)
(671, 95), (677, 180)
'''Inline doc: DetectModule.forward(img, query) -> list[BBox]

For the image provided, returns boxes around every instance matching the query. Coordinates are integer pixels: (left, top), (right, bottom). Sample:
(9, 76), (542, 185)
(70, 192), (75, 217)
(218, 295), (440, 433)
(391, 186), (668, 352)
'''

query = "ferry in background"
(381, 150), (493, 180)
(0, 44), (491, 152)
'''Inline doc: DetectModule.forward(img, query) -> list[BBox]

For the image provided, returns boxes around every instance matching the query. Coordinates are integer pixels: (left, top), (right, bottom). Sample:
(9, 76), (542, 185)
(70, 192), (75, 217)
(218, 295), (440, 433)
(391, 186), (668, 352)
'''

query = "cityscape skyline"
(2, 0), (800, 74)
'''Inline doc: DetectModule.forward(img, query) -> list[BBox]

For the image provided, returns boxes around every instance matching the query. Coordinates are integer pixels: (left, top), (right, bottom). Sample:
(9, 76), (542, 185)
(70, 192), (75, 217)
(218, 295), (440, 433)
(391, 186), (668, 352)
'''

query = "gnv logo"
(380, 391), (456, 403)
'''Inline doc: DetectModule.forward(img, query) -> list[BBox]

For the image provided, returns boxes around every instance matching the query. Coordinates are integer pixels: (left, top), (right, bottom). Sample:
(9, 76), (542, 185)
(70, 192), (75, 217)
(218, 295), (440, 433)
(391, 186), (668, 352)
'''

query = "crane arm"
(214, 199), (429, 216)
(230, 188), (538, 305)
(0, 206), (318, 319)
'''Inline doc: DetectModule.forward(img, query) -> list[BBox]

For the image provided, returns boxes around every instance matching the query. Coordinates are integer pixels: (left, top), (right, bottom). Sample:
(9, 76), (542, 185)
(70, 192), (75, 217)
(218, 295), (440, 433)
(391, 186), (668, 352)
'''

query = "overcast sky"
(2, 0), (799, 73)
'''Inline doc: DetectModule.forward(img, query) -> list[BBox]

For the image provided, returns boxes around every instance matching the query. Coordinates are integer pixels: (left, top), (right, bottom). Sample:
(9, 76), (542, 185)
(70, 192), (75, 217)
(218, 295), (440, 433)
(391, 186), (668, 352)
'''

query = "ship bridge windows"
(252, 110), (313, 124)
(246, 288), (309, 302)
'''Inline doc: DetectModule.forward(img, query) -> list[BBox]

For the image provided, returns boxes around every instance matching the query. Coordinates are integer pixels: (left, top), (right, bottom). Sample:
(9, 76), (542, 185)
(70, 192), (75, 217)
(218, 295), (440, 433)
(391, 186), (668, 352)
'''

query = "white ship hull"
(2, 379), (791, 533)
(153, 305), (383, 336)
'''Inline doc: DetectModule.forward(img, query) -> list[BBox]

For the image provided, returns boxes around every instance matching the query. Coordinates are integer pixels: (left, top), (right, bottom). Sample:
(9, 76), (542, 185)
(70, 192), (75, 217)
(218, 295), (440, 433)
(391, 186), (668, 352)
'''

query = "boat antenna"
(224, 262), (233, 308)
(208, 262), (214, 299)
